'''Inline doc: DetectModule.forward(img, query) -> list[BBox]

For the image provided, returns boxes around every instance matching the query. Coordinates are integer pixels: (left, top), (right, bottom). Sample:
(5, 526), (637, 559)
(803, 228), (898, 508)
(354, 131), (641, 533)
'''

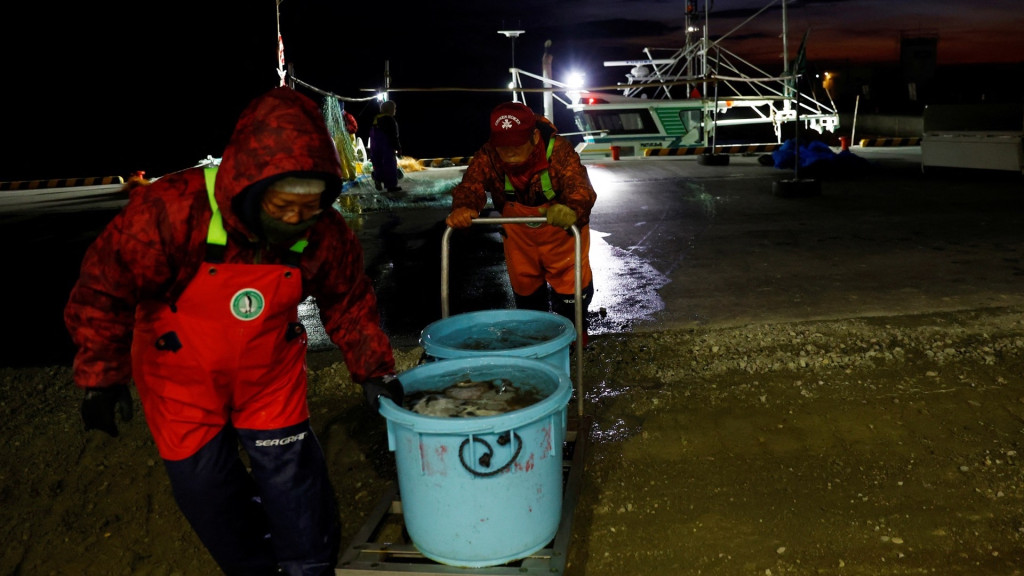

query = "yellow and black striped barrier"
(0, 176), (124, 191)
(418, 157), (474, 168)
(578, 148), (617, 156)
(644, 143), (781, 157)
(857, 137), (921, 147)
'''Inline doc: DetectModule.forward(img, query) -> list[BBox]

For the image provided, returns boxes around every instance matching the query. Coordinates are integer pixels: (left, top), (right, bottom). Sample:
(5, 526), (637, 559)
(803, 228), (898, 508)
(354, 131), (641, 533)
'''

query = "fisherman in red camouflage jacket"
(64, 86), (402, 576)
(446, 101), (597, 346)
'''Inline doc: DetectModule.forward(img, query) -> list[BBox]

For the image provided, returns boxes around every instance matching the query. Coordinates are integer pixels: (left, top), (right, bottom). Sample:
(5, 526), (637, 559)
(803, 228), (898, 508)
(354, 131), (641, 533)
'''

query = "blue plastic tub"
(419, 309), (576, 376)
(380, 356), (572, 568)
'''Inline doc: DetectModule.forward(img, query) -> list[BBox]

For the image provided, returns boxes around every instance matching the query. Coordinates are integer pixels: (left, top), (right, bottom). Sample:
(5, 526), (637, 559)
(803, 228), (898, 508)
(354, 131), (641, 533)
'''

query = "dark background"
(3, 1), (634, 182)
(7, 1), (1023, 184)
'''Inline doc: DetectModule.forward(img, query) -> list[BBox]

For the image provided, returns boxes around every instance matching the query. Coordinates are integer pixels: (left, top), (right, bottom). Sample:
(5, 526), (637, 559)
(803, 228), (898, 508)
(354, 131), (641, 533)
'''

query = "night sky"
(5, 0), (1022, 182)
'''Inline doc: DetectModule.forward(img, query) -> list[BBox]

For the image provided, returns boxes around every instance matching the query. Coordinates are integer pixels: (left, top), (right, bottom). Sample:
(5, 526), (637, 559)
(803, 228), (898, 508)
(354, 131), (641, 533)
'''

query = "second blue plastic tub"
(419, 309), (576, 376)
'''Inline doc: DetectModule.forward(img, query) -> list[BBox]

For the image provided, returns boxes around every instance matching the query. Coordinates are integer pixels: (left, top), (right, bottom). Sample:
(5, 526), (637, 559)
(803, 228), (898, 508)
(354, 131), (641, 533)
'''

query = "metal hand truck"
(441, 216), (585, 418)
(335, 216), (590, 575)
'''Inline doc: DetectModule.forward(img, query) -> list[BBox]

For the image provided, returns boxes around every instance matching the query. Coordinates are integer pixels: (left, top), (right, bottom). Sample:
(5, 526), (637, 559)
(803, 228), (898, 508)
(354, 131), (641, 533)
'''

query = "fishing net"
(321, 97), (362, 181)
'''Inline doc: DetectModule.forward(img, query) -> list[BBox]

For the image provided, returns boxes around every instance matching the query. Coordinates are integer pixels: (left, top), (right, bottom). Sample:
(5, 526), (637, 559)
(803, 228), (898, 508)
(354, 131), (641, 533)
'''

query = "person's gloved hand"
(361, 376), (404, 412)
(81, 384), (134, 437)
(446, 207), (478, 229)
(539, 203), (577, 229)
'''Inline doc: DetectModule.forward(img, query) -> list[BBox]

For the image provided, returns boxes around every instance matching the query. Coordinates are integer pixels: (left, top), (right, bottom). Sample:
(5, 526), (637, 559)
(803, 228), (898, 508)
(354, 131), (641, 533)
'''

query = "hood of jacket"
(214, 87), (344, 238)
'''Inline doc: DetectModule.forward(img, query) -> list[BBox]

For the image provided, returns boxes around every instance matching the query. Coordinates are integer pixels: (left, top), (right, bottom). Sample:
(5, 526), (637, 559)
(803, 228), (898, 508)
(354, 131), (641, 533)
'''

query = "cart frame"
(440, 217), (585, 417)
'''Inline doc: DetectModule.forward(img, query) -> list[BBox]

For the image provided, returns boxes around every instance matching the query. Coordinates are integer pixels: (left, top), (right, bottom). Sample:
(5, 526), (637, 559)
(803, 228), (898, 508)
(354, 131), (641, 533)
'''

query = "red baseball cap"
(489, 102), (536, 147)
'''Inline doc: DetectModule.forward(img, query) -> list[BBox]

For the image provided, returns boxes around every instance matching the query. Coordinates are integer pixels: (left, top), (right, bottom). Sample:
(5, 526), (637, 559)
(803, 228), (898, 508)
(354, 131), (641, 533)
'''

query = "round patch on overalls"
(527, 222), (544, 228)
(230, 288), (265, 321)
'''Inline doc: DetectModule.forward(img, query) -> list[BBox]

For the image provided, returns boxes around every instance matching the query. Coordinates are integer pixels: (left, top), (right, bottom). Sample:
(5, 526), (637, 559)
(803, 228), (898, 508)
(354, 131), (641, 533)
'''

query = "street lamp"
(498, 29), (525, 99)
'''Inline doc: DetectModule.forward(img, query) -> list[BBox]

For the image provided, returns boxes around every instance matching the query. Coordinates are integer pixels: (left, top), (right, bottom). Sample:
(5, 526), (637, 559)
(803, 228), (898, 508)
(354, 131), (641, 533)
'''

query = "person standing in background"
(368, 99), (403, 192)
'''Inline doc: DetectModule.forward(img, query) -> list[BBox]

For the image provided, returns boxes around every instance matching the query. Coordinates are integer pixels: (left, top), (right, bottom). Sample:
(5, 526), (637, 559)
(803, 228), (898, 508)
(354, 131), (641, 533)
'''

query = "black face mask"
(259, 210), (317, 246)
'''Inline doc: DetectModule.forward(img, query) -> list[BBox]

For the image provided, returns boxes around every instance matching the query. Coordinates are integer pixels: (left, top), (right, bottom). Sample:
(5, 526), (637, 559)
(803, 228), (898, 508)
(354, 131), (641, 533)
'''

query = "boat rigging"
(509, 0), (840, 157)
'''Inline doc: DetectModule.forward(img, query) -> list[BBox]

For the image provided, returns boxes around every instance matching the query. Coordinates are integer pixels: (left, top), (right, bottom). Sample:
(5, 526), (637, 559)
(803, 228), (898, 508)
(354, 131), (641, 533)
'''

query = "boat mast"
(700, 2), (709, 92)
(781, 0), (791, 102)
(687, 0), (714, 147)
(781, 0), (790, 76)
(542, 40), (554, 122)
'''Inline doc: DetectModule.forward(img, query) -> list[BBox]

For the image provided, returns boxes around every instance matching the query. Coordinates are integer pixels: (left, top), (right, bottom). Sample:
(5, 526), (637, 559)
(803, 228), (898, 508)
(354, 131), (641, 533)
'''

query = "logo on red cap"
(495, 114), (522, 131)
(489, 103), (534, 147)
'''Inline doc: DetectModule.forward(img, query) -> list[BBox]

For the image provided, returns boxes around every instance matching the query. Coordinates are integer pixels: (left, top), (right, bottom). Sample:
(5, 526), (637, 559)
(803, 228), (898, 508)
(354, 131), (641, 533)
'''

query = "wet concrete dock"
(333, 146), (1024, 348)
(3, 145), (1022, 366)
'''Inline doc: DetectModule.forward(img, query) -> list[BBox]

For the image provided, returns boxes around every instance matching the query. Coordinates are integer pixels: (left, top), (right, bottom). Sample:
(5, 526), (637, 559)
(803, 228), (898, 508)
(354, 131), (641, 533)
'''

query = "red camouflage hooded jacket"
(64, 87), (395, 389)
(449, 117), (596, 225)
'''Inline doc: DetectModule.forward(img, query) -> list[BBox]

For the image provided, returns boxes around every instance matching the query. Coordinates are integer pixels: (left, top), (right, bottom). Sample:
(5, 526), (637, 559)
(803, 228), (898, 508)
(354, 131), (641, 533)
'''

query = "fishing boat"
(510, 0), (840, 158)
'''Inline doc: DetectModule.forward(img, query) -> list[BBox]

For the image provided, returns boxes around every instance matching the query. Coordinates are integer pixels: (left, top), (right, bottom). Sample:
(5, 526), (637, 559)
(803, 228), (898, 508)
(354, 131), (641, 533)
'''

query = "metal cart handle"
(441, 216), (585, 417)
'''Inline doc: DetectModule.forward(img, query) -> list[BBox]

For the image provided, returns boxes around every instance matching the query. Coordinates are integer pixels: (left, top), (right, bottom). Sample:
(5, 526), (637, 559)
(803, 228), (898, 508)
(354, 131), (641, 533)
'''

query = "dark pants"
(164, 421), (340, 576)
(514, 281), (594, 331)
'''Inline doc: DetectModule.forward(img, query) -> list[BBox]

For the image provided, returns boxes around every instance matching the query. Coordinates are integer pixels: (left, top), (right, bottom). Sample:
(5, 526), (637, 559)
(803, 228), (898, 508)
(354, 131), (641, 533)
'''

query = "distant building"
(900, 31), (939, 104)
(814, 31), (1023, 118)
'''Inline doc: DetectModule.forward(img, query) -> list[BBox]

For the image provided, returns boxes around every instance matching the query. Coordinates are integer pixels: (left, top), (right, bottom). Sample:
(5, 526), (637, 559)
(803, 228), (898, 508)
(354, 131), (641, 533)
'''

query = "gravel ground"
(3, 305), (1024, 575)
(570, 306), (1024, 575)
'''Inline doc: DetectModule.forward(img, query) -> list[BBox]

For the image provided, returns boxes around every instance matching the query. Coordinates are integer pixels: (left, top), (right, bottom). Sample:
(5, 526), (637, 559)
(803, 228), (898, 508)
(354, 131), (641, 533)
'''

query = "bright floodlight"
(566, 72), (586, 89)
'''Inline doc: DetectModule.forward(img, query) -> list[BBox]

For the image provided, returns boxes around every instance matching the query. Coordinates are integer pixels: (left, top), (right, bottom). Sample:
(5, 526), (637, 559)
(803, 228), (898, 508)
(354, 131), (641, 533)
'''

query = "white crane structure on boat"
(508, 0), (840, 157)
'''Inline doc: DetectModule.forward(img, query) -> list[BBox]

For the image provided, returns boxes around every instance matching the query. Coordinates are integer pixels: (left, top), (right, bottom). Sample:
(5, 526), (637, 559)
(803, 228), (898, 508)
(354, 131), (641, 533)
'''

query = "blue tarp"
(772, 139), (872, 177)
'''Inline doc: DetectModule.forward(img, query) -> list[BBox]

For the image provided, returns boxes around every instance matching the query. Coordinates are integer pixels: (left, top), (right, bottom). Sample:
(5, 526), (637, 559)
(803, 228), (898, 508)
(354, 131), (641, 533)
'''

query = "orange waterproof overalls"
(500, 138), (592, 298)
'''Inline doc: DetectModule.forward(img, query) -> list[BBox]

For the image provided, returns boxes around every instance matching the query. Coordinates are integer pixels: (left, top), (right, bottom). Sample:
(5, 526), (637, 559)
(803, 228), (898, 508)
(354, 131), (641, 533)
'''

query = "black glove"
(81, 385), (134, 437)
(361, 375), (404, 412)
